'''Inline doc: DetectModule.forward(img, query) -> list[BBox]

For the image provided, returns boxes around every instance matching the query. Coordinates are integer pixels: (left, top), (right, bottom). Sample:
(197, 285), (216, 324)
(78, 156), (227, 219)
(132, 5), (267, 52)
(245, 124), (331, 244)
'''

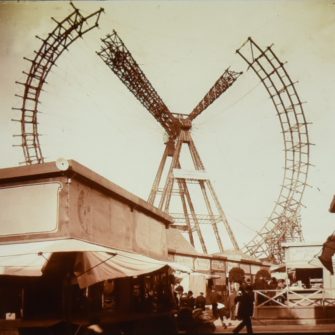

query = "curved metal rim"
(13, 4), (103, 165)
(237, 37), (310, 262)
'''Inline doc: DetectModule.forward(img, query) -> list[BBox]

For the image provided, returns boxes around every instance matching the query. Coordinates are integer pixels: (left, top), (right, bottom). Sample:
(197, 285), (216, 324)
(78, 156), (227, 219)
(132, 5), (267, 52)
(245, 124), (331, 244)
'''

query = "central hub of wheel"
(180, 118), (192, 130)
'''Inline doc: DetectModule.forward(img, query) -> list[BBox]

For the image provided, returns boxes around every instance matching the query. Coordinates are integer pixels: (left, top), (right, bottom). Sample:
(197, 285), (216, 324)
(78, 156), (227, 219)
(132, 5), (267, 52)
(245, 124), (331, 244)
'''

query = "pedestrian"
(210, 288), (227, 328)
(186, 290), (195, 310)
(228, 288), (237, 320)
(217, 302), (230, 329)
(233, 281), (254, 334)
(179, 292), (189, 308)
(268, 277), (278, 289)
(276, 279), (287, 305)
(253, 276), (268, 305)
(267, 277), (278, 305)
(246, 278), (253, 289)
(209, 288), (219, 317)
(177, 292), (194, 332)
(195, 292), (206, 310)
(174, 285), (184, 308)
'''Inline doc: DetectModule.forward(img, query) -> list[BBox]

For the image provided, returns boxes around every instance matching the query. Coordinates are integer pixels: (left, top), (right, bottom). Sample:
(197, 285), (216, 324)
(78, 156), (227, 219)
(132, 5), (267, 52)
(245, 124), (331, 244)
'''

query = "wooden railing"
(254, 288), (335, 308)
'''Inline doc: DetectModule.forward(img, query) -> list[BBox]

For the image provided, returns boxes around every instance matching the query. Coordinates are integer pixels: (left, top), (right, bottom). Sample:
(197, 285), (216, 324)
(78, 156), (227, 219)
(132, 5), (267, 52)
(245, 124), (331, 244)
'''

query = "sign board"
(0, 183), (61, 236)
(211, 259), (226, 271)
(194, 257), (211, 271)
(212, 272), (226, 286)
(174, 255), (194, 269)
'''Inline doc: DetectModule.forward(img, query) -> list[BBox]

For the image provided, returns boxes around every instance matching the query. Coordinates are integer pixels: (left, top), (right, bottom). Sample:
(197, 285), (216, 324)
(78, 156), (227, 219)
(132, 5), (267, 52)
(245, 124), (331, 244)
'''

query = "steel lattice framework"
(12, 4), (311, 261)
(236, 38), (311, 262)
(97, 31), (181, 139)
(97, 29), (242, 254)
(13, 3), (103, 165)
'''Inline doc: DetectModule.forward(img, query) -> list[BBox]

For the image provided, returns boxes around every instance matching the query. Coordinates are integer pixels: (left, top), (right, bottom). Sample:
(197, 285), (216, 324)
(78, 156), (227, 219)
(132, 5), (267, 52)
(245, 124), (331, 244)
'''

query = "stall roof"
(167, 231), (267, 267)
(167, 228), (203, 256)
(282, 241), (324, 269)
(0, 238), (191, 288)
(212, 249), (263, 265)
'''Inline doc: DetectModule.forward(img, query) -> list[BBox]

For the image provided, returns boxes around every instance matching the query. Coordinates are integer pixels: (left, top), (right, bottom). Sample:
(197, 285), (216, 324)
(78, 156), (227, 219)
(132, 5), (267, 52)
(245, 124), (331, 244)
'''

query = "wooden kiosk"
(0, 160), (183, 334)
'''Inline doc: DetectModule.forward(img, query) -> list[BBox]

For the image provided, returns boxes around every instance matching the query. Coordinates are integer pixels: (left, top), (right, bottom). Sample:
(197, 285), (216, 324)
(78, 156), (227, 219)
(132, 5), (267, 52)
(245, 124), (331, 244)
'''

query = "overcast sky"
(0, 0), (334, 252)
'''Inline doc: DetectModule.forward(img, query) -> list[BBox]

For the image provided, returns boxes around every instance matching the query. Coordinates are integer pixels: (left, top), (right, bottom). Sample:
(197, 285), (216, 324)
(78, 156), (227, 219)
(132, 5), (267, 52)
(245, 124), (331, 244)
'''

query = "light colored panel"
(0, 183), (61, 235)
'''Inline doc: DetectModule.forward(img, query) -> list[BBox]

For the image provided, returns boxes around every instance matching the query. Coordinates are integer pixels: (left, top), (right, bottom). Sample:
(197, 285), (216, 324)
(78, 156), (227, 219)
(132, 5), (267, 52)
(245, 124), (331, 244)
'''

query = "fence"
(254, 288), (335, 309)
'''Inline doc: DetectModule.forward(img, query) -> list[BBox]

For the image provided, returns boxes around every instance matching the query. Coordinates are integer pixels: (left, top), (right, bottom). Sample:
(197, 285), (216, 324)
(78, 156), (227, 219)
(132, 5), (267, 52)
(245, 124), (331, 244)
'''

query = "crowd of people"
(253, 276), (288, 305)
(173, 275), (290, 334)
(173, 278), (256, 334)
(173, 286), (215, 333)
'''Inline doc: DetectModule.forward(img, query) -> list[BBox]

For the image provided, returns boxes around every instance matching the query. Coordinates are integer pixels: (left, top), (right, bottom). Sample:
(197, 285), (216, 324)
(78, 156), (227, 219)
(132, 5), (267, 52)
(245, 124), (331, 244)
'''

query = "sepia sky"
(0, 0), (334, 252)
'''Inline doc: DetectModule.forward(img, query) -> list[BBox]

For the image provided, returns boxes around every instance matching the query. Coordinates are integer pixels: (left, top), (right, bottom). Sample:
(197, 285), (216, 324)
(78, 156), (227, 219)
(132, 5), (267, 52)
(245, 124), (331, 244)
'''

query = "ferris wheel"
(12, 3), (310, 263)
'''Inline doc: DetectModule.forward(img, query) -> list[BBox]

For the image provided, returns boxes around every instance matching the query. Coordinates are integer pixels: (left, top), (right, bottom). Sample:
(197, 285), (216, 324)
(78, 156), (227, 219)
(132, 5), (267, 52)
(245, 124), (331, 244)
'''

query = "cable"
(193, 78), (264, 132)
(75, 252), (117, 278)
(226, 214), (263, 235)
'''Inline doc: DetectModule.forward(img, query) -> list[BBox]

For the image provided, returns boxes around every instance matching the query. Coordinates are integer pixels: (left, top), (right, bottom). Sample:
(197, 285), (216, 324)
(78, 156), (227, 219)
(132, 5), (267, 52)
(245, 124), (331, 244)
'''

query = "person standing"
(233, 281), (254, 334)
(210, 288), (227, 327)
(174, 285), (184, 308)
(186, 290), (195, 310)
(195, 292), (206, 310)
(276, 279), (287, 305)
(228, 288), (237, 320)
(209, 288), (219, 319)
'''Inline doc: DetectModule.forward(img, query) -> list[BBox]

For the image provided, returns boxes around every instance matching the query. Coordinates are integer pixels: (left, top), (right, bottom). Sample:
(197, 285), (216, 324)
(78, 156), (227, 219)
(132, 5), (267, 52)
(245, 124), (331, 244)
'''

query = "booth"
(0, 160), (190, 333)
